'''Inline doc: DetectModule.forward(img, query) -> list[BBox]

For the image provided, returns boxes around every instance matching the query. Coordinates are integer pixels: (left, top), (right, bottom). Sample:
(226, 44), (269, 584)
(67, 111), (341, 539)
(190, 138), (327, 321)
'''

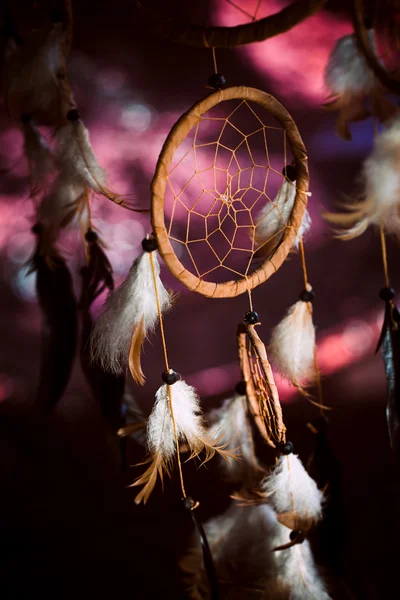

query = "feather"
(207, 393), (265, 483)
(36, 173), (86, 251)
(55, 115), (126, 205)
(269, 295), (316, 388)
(22, 117), (55, 196)
(183, 501), (330, 599)
(132, 380), (234, 504)
(271, 525), (332, 600)
(379, 302), (400, 459)
(323, 31), (397, 139)
(90, 249), (172, 382)
(261, 453), (323, 533)
(325, 116), (400, 239)
(30, 237), (77, 410)
(4, 23), (72, 125)
(255, 179), (311, 256)
(56, 117), (107, 193)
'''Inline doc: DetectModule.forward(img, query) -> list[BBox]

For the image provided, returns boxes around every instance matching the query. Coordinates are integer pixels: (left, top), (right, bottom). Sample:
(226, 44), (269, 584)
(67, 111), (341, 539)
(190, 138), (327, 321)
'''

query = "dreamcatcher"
(92, 84), (330, 597)
(323, 0), (400, 464)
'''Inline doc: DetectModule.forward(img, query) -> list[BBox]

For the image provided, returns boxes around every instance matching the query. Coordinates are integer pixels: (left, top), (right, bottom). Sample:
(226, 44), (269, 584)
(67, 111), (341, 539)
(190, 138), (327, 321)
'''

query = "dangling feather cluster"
(255, 178), (311, 257)
(91, 249), (172, 384)
(269, 293), (316, 390)
(132, 380), (234, 504)
(183, 501), (331, 599)
(324, 31), (397, 140)
(325, 116), (400, 240)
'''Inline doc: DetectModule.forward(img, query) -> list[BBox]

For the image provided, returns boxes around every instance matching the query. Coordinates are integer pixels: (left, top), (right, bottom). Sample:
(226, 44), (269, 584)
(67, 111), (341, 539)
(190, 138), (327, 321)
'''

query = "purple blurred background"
(0, 1), (399, 598)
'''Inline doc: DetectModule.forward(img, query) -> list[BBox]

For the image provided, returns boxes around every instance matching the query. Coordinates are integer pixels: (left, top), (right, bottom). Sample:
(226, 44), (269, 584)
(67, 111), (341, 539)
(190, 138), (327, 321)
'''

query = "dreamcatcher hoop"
(151, 86), (309, 298)
(134, 0), (326, 48)
(237, 322), (286, 448)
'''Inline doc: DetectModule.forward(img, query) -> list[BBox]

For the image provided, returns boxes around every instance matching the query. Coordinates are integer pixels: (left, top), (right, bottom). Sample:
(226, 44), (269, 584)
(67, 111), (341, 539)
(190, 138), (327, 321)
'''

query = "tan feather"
(128, 317), (146, 385)
(131, 452), (171, 505)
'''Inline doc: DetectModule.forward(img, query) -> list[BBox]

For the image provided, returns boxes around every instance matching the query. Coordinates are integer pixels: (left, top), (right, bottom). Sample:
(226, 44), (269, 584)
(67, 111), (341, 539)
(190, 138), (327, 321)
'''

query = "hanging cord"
(299, 238), (325, 414)
(148, 251), (187, 499)
(212, 46), (218, 74)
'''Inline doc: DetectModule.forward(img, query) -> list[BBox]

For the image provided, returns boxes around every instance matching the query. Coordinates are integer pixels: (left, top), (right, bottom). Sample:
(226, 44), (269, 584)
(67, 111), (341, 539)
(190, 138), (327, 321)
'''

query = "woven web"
(165, 99), (295, 283)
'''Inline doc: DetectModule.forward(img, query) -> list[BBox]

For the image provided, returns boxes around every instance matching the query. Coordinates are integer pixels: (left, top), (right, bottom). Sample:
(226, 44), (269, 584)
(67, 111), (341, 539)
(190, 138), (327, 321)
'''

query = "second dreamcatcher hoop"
(151, 86), (309, 298)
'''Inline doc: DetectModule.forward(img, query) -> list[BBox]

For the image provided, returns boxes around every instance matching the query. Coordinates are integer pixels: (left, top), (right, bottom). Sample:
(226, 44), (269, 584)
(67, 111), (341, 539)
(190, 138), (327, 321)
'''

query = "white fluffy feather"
(255, 180), (296, 247)
(148, 380), (207, 458)
(56, 120), (107, 193)
(271, 525), (332, 600)
(269, 299), (316, 386)
(328, 116), (400, 239)
(256, 180), (310, 252)
(195, 502), (330, 599)
(22, 119), (54, 194)
(4, 23), (68, 124)
(207, 393), (262, 482)
(363, 116), (400, 234)
(324, 31), (375, 96)
(91, 250), (171, 373)
(261, 454), (323, 525)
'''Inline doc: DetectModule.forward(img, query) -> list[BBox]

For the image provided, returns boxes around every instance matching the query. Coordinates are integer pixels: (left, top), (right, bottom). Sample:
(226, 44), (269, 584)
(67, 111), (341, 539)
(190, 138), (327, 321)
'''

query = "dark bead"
(80, 266), (90, 276)
(50, 8), (65, 23)
(31, 223), (43, 235)
(235, 380), (247, 396)
(282, 164), (297, 182)
(281, 441), (294, 455)
(21, 113), (32, 124)
(290, 529), (305, 542)
(85, 229), (98, 243)
(244, 311), (259, 325)
(208, 73), (226, 89)
(141, 237), (158, 253)
(379, 287), (395, 301)
(67, 108), (80, 122)
(162, 370), (179, 385)
(182, 496), (195, 511)
(299, 289), (315, 303)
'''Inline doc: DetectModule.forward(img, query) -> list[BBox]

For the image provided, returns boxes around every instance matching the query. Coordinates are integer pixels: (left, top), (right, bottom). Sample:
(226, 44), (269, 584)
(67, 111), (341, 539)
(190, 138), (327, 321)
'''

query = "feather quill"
(255, 179), (311, 256)
(90, 249), (171, 383)
(325, 116), (400, 240)
(133, 380), (233, 504)
(269, 295), (316, 388)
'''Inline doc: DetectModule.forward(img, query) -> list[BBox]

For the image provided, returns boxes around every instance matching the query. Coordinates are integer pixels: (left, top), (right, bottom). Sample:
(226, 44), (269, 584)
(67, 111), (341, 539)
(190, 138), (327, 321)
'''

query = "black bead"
(31, 223), (43, 235)
(141, 237), (158, 253)
(244, 311), (259, 325)
(67, 108), (80, 122)
(182, 496), (195, 511)
(50, 8), (65, 23)
(282, 164), (297, 182)
(290, 529), (305, 542)
(208, 73), (226, 89)
(21, 113), (32, 124)
(85, 229), (98, 243)
(162, 370), (179, 385)
(235, 380), (247, 396)
(379, 287), (395, 301)
(299, 289), (315, 303)
(281, 441), (294, 455)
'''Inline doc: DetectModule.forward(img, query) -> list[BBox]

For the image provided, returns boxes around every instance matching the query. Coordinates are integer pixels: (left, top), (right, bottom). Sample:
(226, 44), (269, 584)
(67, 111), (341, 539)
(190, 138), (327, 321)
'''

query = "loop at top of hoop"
(151, 86), (309, 299)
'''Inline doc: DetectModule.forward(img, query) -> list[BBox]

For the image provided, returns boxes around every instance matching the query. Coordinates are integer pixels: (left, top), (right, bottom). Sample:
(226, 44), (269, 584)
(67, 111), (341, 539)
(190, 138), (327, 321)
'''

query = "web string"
(165, 99), (300, 283)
